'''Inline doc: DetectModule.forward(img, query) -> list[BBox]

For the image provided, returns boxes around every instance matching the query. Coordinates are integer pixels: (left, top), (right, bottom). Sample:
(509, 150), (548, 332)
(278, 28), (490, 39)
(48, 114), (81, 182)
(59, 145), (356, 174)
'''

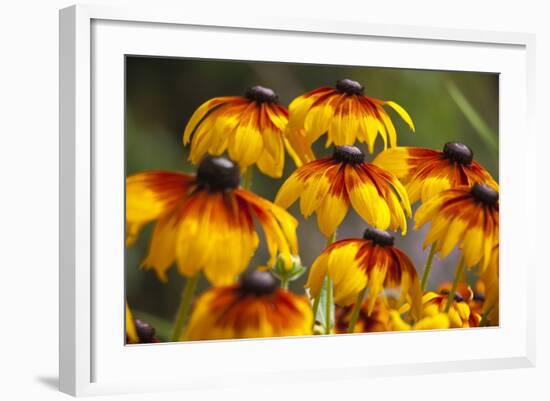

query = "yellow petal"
(126, 171), (190, 244)
(125, 302), (139, 344)
(306, 251), (329, 299)
(299, 172), (330, 217)
(141, 216), (179, 282)
(274, 171), (306, 209)
(183, 97), (230, 144)
(228, 105), (264, 169)
(414, 313), (450, 330)
(304, 95), (339, 144)
(316, 192), (348, 238)
(384, 100), (415, 132)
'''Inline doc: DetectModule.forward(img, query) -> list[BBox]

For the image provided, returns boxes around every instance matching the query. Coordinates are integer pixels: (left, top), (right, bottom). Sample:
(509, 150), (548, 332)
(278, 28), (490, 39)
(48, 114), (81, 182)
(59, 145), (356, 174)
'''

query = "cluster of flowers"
(125, 78), (499, 343)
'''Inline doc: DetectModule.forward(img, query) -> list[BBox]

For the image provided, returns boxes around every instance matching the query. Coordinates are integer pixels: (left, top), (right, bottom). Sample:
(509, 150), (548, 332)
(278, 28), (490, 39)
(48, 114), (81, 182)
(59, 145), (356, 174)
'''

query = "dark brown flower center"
(362, 227), (394, 247)
(333, 145), (365, 164)
(336, 78), (364, 95)
(440, 289), (465, 303)
(196, 156), (240, 192)
(239, 270), (278, 296)
(443, 142), (473, 165)
(245, 85), (279, 104)
(470, 183), (499, 206)
(134, 319), (156, 343)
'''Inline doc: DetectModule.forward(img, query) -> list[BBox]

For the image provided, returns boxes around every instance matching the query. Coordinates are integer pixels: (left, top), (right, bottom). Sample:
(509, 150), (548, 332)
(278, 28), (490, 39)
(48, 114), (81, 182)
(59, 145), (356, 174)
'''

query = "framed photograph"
(59, 4), (536, 397)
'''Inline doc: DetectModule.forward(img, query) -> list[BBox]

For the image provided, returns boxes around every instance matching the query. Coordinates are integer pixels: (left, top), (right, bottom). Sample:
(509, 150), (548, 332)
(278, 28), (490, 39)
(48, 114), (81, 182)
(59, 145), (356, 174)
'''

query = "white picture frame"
(59, 4), (536, 397)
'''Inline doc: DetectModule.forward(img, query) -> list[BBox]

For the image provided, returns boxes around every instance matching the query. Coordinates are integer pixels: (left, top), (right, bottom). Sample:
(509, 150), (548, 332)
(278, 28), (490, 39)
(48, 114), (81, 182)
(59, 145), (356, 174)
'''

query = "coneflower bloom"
(422, 289), (478, 328)
(275, 145), (411, 237)
(373, 142), (498, 204)
(414, 183), (499, 271)
(306, 227), (422, 317)
(335, 298), (390, 334)
(126, 156), (298, 285)
(183, 86), (290, 178)
(184, 270), (313, 340)
(285, 78), (415, 165)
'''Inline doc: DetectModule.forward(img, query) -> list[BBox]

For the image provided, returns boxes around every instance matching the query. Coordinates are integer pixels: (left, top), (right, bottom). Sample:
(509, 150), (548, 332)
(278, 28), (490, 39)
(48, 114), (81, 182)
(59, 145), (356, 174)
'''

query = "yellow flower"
(335, 298), (391, 334)
(389, 310), (450, 331)
(306, 227), (422, 317)
(414, 184), (499, 271)
(184, 270), (313, 340)
(285, 79), (414, 166)
(373, 142), (498, 204)
(126, 156), (298, 285)
(421, 291), (478, 328)
(275, 145), (411, 237)
(183, 86), (291, 178)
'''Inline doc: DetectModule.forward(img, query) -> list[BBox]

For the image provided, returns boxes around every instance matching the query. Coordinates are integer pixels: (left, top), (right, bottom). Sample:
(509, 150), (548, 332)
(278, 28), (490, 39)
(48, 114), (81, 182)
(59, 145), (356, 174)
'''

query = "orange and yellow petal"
(172, 192), (258, 286)
(184, 287), (313, 340)
(316, 191), (349, 238)
(126, 171), (193, 245)
(236, 189), (299, 268)
(326, 240), (369, 306)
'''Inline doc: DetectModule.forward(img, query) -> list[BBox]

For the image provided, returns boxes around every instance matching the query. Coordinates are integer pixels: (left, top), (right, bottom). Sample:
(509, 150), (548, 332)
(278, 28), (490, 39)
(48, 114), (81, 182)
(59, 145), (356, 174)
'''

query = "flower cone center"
(197, 156), (241, 191)
(470, 183), (499, 206)
(336, 78), (364, 95)
(362, 227), (395, 246)
(333, 145), (365, 164)
(239, 270), (279, 296)
(443, 142), (473, 165)
(245, 85), (279, 104)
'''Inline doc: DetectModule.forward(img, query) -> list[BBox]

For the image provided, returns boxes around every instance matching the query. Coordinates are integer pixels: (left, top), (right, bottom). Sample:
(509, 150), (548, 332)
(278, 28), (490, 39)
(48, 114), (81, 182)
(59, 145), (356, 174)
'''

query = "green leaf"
(446, 79), (498, 153)
(314, 276), (334, 333)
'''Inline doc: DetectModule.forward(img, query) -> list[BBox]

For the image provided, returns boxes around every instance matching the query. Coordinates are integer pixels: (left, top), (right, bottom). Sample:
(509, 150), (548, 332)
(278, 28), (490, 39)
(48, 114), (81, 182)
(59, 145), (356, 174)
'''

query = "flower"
(389, 310), (450, 331)
(285, 79), (415, 165)
(183, 86), (291, 178)
(184, 270), (313, 340)
(275, 145), (411, 237)
(306, 227), (422, 317)
(126, 156), (298, 285)
(335, 298), (391, 334)
(373, 142), (498, 204)
(422, 290), (478, 328)
(414, 183), (499, 271)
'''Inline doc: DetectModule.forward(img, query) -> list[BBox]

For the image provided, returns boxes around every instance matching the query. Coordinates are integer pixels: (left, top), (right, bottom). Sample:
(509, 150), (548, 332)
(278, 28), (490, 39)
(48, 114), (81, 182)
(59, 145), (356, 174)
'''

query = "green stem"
(420, 242), (437, 291)
(280, 277), (289, 291)
(325, 276), (332, 334)
(347, 287), (367, 333)
(171, 273), (200, 342)
(310, 232), (337, 331)
(445, 256), (465, 313)
(326, 232), (336, 247)
(242, 167), (253, 190)
(312, 292), (321, 322)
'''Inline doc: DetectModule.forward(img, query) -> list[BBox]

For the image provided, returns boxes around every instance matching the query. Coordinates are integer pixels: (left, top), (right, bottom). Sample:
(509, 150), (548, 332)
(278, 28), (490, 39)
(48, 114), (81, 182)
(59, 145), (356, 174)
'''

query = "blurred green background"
(125, 56), (499, 340)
